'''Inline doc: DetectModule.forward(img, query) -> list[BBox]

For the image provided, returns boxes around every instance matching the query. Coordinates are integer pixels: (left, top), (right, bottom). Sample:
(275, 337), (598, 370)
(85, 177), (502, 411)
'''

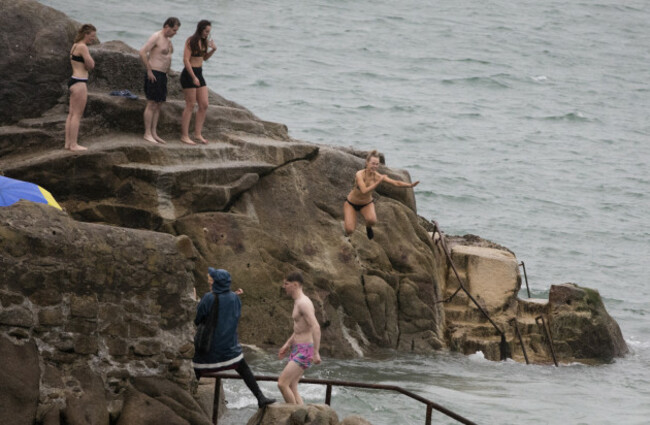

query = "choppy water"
(41, 0), (650, 423)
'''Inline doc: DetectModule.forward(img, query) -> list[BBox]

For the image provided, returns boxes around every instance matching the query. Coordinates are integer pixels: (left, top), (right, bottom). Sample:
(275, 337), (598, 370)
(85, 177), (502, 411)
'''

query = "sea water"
(40, 0), (650, 423)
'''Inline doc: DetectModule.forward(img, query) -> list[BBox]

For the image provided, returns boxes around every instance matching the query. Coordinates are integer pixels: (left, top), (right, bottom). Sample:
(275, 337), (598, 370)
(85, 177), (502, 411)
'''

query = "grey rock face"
(0, 336), (40, 425)
(0, 0), (78, 124)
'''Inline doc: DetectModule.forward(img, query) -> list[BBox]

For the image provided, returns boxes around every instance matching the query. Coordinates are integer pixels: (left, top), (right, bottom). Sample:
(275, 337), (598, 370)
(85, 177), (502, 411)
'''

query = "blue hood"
(208, 267), (232, 294)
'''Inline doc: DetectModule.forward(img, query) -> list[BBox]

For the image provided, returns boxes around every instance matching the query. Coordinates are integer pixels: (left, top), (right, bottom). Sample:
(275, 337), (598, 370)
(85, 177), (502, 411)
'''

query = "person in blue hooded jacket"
(192, 267), (275, 408)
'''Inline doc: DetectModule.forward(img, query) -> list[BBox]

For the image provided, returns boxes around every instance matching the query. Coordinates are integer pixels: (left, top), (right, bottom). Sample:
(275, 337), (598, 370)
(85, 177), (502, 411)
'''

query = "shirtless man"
(139, 17), (180, 144)
(277, 271), (321, 404)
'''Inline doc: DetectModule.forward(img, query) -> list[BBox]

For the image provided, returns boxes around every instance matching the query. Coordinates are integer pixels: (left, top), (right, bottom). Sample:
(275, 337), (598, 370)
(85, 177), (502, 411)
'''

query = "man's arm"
(278, 332), (295, 359)
(303, 300), (321, 364)
(139, 32), (158, 81)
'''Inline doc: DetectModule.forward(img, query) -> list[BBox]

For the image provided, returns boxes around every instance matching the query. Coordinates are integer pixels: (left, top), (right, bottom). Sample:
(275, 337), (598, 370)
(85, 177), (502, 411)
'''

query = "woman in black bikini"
(65, 24), (96, 152)
(343, 150), (419, 239)
(180, 20), (217, 145)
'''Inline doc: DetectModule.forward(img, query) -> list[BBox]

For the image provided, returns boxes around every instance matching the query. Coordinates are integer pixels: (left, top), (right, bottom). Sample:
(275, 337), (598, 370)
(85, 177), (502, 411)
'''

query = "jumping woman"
(180, 20), (217, 145)
(343, 150), (419, 239)
(65, 24), (96, 151)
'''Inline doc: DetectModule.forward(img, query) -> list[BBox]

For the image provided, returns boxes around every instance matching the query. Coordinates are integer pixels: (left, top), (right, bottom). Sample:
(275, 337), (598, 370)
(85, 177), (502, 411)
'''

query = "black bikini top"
(70, 44), (85, 63)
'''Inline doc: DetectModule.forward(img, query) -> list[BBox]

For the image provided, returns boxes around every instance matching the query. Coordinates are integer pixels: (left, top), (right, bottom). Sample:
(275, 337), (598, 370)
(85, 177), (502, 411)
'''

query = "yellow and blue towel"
(0, 176), (62, 210)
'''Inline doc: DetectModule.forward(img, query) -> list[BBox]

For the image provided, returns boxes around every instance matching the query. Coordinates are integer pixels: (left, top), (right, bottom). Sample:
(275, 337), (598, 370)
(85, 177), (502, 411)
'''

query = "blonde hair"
(74, 24), (96, 43)
(365, 150), (380, 163)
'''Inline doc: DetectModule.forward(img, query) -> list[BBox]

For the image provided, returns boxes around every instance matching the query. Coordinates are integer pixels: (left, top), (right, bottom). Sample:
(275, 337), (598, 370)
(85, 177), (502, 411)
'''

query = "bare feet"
(144, 134), (160, 144)
(67, 145), (88, 152)
(153, 134), (167, 145)
(194, 134), (208, 144)
(180, 136), (197, 145)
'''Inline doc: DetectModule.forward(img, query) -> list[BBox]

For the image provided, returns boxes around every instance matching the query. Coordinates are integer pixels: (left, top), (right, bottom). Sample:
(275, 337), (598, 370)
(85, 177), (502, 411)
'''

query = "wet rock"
(0, 336), (40, 425)
(0, 305), (34, 327)
(246, 403), (339, 425)
(62, 368), (110, 425)
(548, 283), (628, 362)
(341, 416), (374, 425)
(39, 307), (65, 326)
(116, 388), (190, 425)
(131, 377), (212, 425)
(0, 0), (77, 124)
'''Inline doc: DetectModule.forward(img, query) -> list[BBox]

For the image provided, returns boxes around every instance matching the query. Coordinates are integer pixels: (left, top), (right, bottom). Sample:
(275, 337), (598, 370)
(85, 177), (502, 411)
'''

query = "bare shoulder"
(297, 295), (315, 313)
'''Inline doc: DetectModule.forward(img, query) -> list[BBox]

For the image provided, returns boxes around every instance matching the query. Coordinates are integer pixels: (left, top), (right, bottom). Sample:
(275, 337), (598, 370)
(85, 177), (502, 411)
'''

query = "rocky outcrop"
(442, 236), (628, 363)
(0, 0), (78, 124)
(0, 0), (446, 358)
(246, 403), (343, 425)
(0, 0), (629, 423)
(0, 336), (40, 425)
(0, 202), (203, 423)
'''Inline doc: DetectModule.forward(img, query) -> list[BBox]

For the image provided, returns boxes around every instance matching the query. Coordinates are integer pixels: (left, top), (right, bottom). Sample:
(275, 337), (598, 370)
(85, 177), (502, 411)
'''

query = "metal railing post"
(325, 384), (332, 405)
(536, 315), (558, 367)
(212, 377), (221, 425)
(519, 261), (531, 298)
(511, 319), (530, 364)
(426, 404), (433, 425)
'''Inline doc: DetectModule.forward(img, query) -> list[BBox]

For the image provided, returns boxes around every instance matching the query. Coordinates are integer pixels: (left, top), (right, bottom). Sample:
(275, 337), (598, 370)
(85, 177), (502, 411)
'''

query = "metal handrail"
(518, 261), (531, 298)
(431, 220), (509, 361)
(510, 318), (530, 365)
(535, 315), (559, 367)
(204, 372), (478, 425)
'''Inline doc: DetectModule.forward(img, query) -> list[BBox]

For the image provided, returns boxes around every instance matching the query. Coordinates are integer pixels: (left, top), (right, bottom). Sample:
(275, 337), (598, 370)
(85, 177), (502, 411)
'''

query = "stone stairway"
(0, 130), (319, 229)
(439, 242), (564, 363)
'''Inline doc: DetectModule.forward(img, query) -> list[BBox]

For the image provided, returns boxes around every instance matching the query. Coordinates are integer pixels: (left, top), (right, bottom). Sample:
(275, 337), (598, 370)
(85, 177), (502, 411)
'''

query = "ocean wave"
(441, 75), (510, 89)
(530, 75), (548, 82)
(526, 112), (593, 122)
(453, 58), (494, 65)
(252, 79), (270, 88)
(468, 351), (487, 361)
(625, 336), (650, 349)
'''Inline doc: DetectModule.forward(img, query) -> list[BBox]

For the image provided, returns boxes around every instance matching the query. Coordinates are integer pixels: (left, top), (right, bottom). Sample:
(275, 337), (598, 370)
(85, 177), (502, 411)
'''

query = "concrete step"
(517, 298), (548, 316)
(444, 305), (491, 323)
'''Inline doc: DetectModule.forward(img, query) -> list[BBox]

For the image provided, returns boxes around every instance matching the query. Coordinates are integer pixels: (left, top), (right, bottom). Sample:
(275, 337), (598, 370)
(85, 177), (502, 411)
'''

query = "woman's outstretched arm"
(382, 175), (419, 188)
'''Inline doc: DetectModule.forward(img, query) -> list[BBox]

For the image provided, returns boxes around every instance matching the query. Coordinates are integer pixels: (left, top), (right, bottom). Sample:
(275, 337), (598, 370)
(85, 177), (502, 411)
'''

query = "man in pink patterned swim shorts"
(278, 272), (321, 404)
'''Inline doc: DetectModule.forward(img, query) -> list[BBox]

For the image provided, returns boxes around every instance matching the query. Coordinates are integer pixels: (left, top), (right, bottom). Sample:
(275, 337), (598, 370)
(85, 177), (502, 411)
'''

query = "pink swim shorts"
(289, 343), (314, 369)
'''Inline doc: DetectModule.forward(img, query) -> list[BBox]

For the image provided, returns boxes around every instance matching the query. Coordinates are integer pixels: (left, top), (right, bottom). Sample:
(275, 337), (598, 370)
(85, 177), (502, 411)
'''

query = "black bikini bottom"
(346, 198), (374, 212)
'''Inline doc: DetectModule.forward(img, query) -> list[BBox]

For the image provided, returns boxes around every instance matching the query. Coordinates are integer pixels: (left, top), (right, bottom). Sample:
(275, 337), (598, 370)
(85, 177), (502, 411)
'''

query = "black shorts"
(180, 67), (206, 89)
(144, 70), (168, 102)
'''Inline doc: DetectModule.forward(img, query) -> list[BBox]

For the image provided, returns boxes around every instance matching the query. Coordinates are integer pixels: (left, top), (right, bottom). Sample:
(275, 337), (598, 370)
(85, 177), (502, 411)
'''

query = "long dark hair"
(74, 24), (96, 43)
(189, 20), (211, 57)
